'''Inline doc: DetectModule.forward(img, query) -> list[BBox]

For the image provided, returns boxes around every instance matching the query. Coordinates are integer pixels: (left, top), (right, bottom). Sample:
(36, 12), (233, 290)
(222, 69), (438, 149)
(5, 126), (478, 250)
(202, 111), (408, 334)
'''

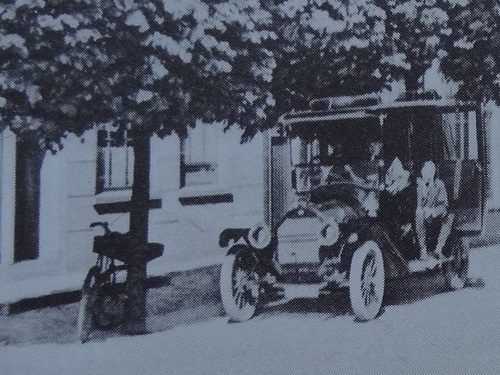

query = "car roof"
(280, 95), (479, 126)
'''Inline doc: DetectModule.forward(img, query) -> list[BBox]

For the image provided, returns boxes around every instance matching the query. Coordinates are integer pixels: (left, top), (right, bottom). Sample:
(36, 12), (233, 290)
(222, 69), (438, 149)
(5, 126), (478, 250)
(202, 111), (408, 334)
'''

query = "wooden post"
(123, 129), (150, 335)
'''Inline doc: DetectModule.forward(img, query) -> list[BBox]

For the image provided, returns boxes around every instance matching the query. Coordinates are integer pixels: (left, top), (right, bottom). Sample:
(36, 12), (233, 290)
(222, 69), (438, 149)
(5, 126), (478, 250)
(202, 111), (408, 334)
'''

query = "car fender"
(219, 228), (250, 248)
(219, 224), (272, 251)
(224, 244), (260, 270)
(224, 243), (279, 277)
(339, 221), (403, 278)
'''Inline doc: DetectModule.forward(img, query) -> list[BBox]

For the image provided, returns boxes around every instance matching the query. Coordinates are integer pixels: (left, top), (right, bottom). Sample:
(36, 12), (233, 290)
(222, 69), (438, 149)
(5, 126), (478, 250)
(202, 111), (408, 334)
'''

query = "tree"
(264, 0), (387, 114)
(374, 0), (467, 95)
(441, 0), (500, 103)
(0, 0), (88, 260)
(89, 0), (281, 332)
(0, 0), (278, 333)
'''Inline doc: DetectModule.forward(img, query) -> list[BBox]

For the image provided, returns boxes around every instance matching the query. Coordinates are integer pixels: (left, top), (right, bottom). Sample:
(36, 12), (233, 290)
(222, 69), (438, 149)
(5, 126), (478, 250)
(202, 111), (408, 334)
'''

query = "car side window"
(383, 111), (411, 163)
(425, 110), (478, 162)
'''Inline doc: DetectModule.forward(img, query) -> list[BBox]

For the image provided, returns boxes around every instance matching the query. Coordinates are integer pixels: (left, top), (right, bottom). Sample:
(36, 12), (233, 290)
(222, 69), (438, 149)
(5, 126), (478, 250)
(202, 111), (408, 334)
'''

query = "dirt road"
(1, 246), (499, 375)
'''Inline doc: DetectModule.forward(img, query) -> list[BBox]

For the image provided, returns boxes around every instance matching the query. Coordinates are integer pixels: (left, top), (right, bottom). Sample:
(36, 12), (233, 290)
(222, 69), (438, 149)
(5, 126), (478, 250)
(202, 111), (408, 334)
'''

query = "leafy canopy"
(3, 0), (500, 146)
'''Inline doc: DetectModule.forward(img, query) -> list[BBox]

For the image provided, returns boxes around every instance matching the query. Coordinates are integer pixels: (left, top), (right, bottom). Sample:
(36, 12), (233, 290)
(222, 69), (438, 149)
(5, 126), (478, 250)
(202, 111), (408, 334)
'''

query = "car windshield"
(290, 118), (382, 194)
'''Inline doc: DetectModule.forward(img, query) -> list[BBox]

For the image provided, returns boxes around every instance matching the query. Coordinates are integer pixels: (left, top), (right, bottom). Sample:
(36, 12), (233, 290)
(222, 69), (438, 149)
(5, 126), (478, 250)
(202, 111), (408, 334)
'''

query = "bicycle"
(77, 221), (163, 343)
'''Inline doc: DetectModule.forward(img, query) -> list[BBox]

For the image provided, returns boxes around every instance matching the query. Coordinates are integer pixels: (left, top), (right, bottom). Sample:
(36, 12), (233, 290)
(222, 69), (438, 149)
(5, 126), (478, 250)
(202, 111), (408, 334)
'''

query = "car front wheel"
(349, 241), (385, 321)
(220, 252), (260, 322)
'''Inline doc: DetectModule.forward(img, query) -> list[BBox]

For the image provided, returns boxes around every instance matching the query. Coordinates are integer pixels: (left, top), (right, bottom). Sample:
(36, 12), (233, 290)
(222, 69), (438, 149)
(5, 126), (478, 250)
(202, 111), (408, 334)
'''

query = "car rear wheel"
(444, 237), (469, 290)
(220, 252), (260, 322)
(349, 241), (385, 321)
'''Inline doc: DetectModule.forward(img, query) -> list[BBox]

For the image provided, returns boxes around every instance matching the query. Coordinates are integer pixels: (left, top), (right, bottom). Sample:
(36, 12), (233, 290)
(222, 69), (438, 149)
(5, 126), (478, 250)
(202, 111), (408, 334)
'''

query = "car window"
(438, 110), (478, 161)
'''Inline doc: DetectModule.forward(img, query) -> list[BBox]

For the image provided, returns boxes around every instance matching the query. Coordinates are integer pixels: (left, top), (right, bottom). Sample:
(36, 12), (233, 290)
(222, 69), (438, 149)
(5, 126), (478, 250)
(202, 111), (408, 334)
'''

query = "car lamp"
(319, 220), (339, 246)
(248, 222), (271, 249)
(347, 233), (359, 244)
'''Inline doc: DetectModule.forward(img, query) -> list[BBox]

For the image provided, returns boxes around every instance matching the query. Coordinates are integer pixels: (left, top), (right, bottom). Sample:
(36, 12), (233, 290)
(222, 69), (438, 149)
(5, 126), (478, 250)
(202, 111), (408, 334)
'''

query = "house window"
(180, 123), (218, 188)
(96, 127), (134, 193)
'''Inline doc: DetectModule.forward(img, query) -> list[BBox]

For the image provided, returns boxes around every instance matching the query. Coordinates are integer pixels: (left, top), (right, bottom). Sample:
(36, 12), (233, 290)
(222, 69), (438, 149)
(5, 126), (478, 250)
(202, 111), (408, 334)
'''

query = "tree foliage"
(0, 0), (278, 144)
(373, 0), (469, 93)
(5, 0), (498, 137)
(441, 0), (500, 103)
(266, 0), (386, 113)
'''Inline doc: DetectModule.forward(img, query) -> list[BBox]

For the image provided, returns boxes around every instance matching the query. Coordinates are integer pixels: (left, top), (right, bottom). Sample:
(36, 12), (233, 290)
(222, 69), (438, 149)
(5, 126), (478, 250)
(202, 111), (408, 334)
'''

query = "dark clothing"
(380, 185), (416, 227)
(422, 216), (443, 253)
(380, 185), (419, 259)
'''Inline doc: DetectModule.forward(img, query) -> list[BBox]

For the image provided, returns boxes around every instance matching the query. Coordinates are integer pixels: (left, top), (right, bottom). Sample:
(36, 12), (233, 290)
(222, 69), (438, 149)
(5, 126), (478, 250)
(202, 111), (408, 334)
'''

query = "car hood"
(276, 200), (362, 264)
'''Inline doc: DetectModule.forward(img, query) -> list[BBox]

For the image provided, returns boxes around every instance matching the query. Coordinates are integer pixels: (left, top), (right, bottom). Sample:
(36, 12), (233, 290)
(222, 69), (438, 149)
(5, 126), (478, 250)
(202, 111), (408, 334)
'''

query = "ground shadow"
(0, 265), (485, 346)
(0, 266), (222, 346)
(257, 289), (351, 320)
(384, 273), (484, 306)
(256, 271), (485, 322)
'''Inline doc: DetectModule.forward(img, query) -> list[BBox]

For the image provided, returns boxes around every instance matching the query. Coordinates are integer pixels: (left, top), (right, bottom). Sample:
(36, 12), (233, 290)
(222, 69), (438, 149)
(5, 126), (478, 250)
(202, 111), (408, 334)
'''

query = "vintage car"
(219, 93), (485, 322)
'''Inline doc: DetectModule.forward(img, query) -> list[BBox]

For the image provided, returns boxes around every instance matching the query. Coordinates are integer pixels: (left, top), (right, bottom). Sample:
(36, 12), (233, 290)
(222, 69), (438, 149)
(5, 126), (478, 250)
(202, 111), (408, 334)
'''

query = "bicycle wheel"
(93, 269), (126, 330)
(77, 266), (99, 343)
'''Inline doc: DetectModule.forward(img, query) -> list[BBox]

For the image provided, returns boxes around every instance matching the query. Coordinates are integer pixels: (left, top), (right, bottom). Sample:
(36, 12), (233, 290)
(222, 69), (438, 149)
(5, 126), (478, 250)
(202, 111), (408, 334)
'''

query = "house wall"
(0, 129), (67, 283)
(2, 95), (500, 299)
(483, 102), (500, 210)
(147, 125), (266, 268)
(0, 124), (266, 291)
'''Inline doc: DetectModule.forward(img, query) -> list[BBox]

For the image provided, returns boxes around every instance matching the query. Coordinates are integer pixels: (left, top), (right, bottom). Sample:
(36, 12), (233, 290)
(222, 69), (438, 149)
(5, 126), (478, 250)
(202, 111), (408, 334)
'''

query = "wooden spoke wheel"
(349, 241), (385, 321)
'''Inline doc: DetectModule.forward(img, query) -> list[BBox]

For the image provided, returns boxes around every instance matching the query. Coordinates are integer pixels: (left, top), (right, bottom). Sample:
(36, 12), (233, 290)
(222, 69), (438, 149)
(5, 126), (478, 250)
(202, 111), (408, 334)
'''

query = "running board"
(408, 257), (452, 273)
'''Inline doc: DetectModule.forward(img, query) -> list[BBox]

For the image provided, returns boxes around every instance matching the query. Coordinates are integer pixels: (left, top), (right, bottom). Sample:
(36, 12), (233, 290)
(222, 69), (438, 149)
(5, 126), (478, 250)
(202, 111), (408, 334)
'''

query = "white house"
(2, 91), (500, 306)
(0, 121), (270, 304)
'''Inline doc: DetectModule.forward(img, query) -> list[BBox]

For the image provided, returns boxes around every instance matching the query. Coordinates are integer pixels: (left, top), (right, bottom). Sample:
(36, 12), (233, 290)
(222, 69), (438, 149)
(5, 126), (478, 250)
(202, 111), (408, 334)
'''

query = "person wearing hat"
(343, 140), (384, 216)
(379, 157), (417, 256)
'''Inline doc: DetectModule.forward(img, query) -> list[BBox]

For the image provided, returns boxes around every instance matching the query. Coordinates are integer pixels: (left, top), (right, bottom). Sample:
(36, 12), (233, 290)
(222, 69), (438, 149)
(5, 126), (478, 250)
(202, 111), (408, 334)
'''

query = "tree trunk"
(123, 130), (150, 335)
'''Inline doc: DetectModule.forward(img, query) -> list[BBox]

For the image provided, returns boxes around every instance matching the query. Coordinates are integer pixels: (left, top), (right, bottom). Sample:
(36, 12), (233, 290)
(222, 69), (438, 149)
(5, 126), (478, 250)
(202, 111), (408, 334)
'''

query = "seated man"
(415, 161), (453, 260)
(297, 155), (327, 191)
(343, 141), (383, 216)
(344, 140), (383, 185)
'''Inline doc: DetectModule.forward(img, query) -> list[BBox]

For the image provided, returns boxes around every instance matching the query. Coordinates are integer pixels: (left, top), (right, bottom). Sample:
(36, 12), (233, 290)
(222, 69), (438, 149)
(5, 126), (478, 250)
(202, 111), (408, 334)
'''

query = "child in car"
(415, 161), (452, 260)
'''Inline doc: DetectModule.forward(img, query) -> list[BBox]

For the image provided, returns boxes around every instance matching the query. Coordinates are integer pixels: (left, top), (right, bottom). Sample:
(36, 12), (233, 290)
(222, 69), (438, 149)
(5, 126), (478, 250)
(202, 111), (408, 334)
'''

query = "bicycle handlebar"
(89, 221), (111, 235)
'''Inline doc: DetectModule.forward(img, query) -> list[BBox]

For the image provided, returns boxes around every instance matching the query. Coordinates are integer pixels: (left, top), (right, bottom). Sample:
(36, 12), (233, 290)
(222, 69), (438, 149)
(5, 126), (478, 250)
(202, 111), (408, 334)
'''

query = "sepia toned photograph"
(0, 0), (500, 374)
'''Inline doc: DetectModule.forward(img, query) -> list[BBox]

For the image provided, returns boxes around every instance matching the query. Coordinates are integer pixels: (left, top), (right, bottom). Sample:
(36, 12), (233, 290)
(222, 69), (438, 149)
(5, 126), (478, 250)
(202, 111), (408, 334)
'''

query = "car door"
(435, 109), (483, 234)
